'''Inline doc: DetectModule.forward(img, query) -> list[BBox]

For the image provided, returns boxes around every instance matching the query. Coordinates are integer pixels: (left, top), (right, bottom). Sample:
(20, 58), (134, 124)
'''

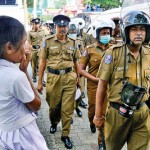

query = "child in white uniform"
(0, 16), (49, 150)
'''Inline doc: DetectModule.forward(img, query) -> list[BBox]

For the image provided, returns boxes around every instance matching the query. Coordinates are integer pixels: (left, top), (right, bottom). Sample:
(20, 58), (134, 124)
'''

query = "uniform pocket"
(144, 69), (150, 80)
(49, 49), (60, 56)
(63, 50), (74, 60)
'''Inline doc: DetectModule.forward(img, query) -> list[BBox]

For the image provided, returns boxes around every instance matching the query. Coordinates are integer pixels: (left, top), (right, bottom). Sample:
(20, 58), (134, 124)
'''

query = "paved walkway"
(36, 84), (127, 150)
(36, 89), (99, 150)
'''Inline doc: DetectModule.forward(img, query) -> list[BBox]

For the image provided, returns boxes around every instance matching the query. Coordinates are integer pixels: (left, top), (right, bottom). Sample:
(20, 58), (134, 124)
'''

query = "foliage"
(83, 0), (122, 10)
(54, 0), (67, 9)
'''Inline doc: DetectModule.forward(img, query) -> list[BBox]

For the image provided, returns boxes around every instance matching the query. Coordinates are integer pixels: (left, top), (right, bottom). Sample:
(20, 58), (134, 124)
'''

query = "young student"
(0, 16), (48, 150)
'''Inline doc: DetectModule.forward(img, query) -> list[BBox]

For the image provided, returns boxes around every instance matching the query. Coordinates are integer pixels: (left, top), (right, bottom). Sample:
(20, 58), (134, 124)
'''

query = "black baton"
(100, 127), (106, 150)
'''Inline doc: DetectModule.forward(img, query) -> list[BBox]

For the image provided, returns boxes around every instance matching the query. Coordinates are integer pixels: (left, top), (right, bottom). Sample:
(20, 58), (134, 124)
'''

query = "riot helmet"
(92, 19), (115, 40)
(120, 10), (150, 44)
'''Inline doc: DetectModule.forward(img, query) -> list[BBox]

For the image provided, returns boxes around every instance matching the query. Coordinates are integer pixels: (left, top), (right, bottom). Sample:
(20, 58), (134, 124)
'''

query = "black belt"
(47, 67), (72, 75)
(110, 101), (146, 111)
(32, 45), (40, 49)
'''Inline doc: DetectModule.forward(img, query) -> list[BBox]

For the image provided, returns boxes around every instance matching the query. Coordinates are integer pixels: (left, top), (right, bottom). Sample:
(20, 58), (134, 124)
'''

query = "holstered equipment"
(118, 46), (147, 117)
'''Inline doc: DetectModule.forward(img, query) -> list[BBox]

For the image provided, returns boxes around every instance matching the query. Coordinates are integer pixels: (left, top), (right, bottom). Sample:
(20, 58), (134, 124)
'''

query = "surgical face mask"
(99, 35), (111, 45)
(68, 33), (77, 39)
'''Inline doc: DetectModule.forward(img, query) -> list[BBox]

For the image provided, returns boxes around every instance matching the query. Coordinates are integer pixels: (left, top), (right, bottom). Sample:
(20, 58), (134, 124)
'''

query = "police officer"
(38, 14), (80, 149)
(79, 19), (114, 148)
(68, 23), (84, 117)
(28, 18), (45, 83)
(94, 10), (150, 150)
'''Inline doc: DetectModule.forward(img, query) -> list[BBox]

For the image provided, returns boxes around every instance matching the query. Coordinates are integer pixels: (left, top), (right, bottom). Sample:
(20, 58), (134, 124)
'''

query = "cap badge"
(61, 20), (64, 24)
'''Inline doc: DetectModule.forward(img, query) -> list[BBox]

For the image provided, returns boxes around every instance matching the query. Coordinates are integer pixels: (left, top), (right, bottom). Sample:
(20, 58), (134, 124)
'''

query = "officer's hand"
(76, 76), (81, 87)
(37, 83), (43, 94)
(93, 115), (105, 129)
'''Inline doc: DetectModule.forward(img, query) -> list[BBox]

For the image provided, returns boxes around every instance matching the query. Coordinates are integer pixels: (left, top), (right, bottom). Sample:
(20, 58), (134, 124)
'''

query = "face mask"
(99, 35), (111, 45)
(68, 33), (77, 39)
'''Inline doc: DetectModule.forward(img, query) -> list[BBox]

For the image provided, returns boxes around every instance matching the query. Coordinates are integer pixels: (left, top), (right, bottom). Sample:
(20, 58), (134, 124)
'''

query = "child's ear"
(5, 42), (16, 55)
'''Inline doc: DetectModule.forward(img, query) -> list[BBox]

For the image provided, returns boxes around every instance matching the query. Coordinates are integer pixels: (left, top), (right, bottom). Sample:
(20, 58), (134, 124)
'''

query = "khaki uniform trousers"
(80, 76), (85, 93)
(31, 50), (39, 77)
(105, 104), (150, 150)
(46, 71), (76, 136)
(87, 80), (107, 144)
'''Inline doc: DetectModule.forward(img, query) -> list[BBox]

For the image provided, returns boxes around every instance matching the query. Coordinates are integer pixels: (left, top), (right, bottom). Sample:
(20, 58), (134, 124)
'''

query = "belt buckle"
(59, 69), (66, 75)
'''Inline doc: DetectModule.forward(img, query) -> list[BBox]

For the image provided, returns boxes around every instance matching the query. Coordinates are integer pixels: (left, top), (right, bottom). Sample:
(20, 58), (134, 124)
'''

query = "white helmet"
(92, 18), (115, 38)
(71, 18), (85, 29)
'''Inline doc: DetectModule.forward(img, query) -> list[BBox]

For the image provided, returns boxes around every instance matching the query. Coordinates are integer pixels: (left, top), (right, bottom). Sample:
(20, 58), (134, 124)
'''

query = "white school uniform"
(0, 59), (48, 150)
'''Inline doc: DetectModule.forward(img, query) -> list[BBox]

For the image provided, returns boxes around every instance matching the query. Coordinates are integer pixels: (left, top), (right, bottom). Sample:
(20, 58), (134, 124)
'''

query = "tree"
(54, 0), (67, 9)
(83, 0), (122, 10)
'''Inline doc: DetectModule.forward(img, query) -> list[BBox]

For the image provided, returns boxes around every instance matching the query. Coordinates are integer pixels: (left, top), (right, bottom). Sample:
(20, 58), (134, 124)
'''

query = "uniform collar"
(126, 45), (149, 55)
(96, 42), (110, 51)
(0, 59), (18, 68)
(54, 34), (70, 42)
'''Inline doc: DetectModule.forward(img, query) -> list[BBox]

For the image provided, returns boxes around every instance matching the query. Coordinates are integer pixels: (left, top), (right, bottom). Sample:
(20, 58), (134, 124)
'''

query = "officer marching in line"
(37, 14), (81, 149)
(70, 17), (88, 108)
(94, 6), (150, 150)
(68, 22), (84, 117)
(28, 18), (46, 86)
(79, 18), (115, 149)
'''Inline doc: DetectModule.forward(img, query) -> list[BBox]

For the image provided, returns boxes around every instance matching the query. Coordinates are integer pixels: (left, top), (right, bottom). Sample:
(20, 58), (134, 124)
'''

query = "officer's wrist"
(94, 115), (105, 121)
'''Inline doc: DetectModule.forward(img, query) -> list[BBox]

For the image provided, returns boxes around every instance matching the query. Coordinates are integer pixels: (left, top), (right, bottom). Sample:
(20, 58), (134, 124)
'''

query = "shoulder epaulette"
(111, 43), (123, 50)
(143, 44), (150, 49)
(45, 34), (55, 40)
(68, 36), (76, 41)
(86, 43), (95, 49)
(76, 37), (82, 41)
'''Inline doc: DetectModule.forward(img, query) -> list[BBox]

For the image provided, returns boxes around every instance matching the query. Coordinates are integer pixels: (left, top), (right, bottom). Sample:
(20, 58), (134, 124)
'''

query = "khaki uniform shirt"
(97, 44), (150, 103)
(28, 29), (45, 48)
(80, 42), (112, 77)
(40, 34), (81, 69)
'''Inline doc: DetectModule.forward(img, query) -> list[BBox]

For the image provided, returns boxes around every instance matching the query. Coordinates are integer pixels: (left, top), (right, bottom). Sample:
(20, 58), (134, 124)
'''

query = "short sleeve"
(96, 48), (114, 81)
(10, 72), (34, 103)
(39, 39), (49, 59)
(79, 49), (89, 66)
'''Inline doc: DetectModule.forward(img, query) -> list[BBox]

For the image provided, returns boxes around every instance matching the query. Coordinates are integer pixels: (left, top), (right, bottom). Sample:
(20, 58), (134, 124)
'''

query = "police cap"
(53, 15), (70, 27)
(32, 18), (40, 24)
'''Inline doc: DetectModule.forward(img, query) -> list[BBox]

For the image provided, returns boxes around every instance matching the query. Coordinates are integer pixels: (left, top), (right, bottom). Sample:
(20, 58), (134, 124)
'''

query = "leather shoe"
(32, 76), (37, 83)
(79, 99), (87, 109)
(61, 136), (73, 149)
(70, 118), (73, 124)
(99, 144), (104, 150)
(90, 124), (96, 133)
(81, 92), (85, 98)
(75, 108), (82, 117)
(42, 80), (46, 87)
(50, 124), (57, 134)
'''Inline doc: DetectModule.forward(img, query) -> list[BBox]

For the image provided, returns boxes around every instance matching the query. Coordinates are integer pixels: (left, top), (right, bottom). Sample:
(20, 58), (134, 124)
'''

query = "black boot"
(79, 99), (87, 109)
(50, 124), (57, 134)
(90, 124), (96, 133)
(61, 136), (73, 149)
(75, 108), (83, 117)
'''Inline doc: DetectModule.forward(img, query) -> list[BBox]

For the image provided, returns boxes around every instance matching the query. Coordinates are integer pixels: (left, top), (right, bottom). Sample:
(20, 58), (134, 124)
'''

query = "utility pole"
(23, 0), (28, 30)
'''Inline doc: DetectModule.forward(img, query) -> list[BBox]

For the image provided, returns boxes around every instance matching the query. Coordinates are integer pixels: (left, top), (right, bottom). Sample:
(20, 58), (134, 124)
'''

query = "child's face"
(8, 33), (29, 63)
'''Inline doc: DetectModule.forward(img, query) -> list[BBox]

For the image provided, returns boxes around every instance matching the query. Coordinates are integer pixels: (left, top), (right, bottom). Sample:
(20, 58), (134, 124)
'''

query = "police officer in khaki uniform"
(28, 18), (45, 83)
(38, 15), (80, 149)
(79, 19), (114, 149)
(68, 23), (84, 117)
(94, 10), (150, 150)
